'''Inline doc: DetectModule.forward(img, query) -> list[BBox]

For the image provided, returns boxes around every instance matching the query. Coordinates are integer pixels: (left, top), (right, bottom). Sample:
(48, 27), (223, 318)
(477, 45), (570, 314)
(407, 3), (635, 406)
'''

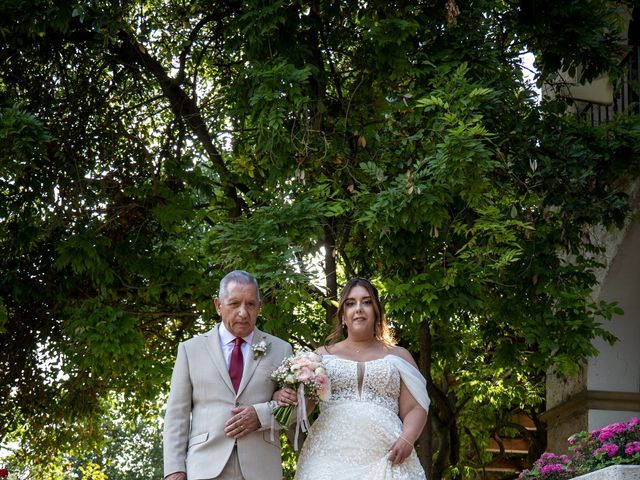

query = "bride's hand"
(388, 435), (414, 465)
(272, 387), (298, 406)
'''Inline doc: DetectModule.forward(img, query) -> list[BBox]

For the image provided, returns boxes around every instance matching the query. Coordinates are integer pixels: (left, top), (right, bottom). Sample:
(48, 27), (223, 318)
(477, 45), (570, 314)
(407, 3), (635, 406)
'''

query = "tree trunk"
(449, 415), (461, 479)
(419, 320), (433, 479)
(421, 319), (458, 480)
(433, 413), (451, 480)
(324, 221), (337, 325)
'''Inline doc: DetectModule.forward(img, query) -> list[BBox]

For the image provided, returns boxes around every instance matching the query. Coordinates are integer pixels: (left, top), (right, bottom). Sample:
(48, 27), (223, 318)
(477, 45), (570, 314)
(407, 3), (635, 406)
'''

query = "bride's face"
(343, 285), (376, 338)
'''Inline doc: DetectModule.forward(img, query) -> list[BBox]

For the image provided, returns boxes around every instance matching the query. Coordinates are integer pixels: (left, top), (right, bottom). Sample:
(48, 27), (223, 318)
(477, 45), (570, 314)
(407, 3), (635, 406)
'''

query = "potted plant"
(518, 417), (640, 479)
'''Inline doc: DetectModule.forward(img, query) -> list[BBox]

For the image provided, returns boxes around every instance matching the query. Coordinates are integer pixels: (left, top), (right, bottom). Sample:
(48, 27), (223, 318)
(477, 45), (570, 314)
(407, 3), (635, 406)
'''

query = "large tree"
(2, 0), (640, 478)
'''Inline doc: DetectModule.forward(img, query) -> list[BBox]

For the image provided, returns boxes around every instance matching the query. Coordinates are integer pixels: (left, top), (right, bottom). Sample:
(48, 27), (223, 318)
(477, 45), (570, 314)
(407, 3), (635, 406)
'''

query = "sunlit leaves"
(63, 300), (145, 377)
(2, 0), (640, 478)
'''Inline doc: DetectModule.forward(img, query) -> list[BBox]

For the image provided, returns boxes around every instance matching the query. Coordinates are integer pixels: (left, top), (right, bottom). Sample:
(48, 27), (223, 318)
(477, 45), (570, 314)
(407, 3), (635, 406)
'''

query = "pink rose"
(292, 357), (311, 367)
(307, 362), (322, 371)
(315, 374), (330, 401)
(296, 366), (314, 381)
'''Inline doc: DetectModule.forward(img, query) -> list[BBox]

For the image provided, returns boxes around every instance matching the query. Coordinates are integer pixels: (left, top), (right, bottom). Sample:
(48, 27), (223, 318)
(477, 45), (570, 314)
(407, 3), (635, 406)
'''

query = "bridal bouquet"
(270, 350), (330, 431)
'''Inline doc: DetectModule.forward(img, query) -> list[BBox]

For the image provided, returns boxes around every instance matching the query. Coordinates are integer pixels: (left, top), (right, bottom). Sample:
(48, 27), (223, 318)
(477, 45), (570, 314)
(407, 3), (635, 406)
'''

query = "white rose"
(285, 374), (296, 384)
(314, 367), (326, 375)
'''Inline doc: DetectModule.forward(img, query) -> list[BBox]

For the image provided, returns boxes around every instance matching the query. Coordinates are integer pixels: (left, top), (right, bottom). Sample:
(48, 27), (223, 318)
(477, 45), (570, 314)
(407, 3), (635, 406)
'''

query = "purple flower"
(609, 422), (628, 434)
(596, 422), (627, 440)
(601, 443), (620, 457)
(522, 417), (640, 480)
(541, 464), (566, 475)
(517, 469), (530, 480)
(598, 430), (614, 442)
(593, 445), (619, 458)
(625, 441), (640, 455)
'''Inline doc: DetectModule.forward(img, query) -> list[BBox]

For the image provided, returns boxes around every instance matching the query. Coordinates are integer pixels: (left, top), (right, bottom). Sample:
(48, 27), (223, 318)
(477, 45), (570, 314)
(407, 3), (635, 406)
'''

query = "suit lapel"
(236, 328), (268, 396)
(203, 324), (235, 394)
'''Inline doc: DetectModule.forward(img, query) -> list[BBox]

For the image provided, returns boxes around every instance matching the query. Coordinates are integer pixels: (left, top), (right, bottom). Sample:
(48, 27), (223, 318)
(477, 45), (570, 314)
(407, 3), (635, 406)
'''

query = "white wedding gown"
(295, 354), (429, 480)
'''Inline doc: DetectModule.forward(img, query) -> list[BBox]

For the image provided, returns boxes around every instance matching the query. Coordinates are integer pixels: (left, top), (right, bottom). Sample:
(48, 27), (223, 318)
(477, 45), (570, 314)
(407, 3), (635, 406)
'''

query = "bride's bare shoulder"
(390, 346), (419, 368)
(316, 342), (344, 356)
(315, 345), (329, 355)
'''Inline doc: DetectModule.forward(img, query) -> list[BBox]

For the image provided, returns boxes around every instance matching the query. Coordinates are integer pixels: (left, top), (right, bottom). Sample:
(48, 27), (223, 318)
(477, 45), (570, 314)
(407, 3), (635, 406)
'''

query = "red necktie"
(229, 337), (244, 392)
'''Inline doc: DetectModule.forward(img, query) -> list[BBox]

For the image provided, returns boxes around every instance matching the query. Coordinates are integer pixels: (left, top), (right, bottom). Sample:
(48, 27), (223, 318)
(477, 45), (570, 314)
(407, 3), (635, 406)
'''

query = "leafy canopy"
(1, 0), (640, 478)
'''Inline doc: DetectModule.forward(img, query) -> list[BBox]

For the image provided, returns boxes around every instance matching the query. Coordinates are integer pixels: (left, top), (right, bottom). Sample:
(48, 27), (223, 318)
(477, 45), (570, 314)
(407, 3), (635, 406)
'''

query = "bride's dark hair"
(326, 277), (395, 346)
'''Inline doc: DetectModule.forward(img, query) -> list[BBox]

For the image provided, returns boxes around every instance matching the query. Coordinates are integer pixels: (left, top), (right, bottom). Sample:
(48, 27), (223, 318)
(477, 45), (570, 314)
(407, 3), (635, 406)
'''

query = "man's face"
(214, 281), (261, 338)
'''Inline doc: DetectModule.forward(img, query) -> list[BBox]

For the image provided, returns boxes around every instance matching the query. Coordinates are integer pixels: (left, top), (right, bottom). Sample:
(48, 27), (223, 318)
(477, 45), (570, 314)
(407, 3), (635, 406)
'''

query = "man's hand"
(165, 472), (186, 480)
(224, 405), (261, 439)
(272, 387), (297, 406)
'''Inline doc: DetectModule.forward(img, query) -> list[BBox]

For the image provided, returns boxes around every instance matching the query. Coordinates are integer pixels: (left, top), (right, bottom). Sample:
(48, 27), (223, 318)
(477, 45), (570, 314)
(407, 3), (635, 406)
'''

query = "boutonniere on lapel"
(251, 340), (270, 359)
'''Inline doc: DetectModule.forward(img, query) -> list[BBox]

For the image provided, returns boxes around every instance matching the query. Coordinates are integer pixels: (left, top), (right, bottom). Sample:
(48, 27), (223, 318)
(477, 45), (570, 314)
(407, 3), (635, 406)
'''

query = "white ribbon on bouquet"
(293, 383), (310, 450)
(269, 383), (311, 451)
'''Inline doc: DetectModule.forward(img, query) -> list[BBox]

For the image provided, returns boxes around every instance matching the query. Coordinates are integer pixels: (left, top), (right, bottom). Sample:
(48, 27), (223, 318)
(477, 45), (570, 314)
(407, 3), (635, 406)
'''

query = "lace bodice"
(295, 354), (427, 479)
(321, 355), (400, 414)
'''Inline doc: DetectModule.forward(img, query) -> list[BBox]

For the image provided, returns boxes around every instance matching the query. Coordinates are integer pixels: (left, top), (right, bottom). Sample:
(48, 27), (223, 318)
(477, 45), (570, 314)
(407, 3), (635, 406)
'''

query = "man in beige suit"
(163, 270), (294, 480)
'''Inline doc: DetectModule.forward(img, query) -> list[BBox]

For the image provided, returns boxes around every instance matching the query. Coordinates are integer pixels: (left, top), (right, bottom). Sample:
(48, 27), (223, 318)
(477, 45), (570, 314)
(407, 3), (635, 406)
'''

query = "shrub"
(518, 417), (640, 479)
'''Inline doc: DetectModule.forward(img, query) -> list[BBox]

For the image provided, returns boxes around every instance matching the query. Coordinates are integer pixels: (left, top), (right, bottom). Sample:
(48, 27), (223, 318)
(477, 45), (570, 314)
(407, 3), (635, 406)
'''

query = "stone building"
(542, 4), (640, 454)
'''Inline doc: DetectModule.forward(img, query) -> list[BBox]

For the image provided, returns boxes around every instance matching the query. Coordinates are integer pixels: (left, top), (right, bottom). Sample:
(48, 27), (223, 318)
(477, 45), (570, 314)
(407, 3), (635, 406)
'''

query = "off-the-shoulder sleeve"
(387, 355), (431, 411)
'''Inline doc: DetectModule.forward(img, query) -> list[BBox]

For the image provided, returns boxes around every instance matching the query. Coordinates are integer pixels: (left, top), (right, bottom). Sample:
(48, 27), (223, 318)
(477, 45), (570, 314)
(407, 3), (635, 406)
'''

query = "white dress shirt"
(218, 322), (254, 368)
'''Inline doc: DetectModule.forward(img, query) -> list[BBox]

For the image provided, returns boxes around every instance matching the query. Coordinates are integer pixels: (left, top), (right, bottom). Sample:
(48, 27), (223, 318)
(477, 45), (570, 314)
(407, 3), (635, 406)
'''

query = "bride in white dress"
(293, 278), (430, 480)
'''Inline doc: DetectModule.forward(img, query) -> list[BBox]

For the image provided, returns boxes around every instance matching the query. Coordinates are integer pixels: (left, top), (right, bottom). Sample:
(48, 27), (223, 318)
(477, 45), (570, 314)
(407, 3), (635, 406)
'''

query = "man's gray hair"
(218, 270), (261, 302)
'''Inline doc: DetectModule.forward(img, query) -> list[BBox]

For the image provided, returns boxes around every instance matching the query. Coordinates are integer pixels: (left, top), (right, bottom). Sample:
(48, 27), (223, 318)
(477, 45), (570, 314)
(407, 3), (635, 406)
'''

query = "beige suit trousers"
(211, 446), (244, 480)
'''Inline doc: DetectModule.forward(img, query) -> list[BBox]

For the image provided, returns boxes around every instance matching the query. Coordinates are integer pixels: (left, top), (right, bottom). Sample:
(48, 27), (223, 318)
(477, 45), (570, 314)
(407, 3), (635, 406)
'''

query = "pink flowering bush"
(518, 452), (573, 480)
(518, 417), (640, 479)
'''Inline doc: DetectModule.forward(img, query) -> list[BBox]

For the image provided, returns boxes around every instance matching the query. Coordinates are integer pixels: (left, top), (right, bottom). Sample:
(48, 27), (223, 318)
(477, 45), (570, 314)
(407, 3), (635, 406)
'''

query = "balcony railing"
(580, 45), (640, 125)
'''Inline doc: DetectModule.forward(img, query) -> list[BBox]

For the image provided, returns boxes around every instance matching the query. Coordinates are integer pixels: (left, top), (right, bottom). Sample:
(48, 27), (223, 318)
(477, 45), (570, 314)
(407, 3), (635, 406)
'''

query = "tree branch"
(113, 30), (248, 217)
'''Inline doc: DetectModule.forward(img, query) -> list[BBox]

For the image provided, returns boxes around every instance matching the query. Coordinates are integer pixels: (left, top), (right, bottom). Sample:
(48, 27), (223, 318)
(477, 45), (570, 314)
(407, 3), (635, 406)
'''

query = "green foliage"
(281, 431), (298, 480)
(517, 0), (629, 83)
(3, 396), (164, 479)
(63, 301), (145, 375)
(1, 0), (640, 479)
(0, 104), (52, 160)
(0, 297), (6, 333)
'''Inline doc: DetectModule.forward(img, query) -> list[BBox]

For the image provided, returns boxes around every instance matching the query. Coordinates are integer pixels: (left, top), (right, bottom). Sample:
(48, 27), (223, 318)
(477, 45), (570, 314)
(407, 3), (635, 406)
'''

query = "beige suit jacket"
(163, 324), (293, 480)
